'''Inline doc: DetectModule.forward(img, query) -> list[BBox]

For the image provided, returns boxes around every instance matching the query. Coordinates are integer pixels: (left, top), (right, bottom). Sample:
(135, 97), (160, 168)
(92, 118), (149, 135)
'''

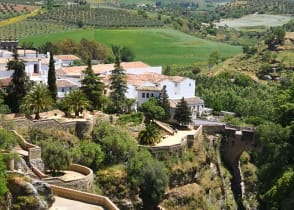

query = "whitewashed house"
(56, 78), (80, 98)
(169, 97), (205, 124)
(54, 54), (80, 67)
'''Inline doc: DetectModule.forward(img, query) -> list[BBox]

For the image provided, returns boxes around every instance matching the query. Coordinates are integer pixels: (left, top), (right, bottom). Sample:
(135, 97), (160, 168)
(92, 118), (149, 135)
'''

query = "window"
(175, 83), (177, 87)
(146, 93), (149, 98)
(151, 93), (154, 97)
(33, 64), (39, 73)
(189, 83), (191, 87)
(142, 93), (145, 98)
(62, 88), (65, 92)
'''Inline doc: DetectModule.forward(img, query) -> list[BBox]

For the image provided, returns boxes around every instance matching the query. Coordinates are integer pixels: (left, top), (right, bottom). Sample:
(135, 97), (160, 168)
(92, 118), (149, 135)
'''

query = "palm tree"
(62, 89), (90, 117)
(138, 123), (162, 145)
(21, 84), (53, 120)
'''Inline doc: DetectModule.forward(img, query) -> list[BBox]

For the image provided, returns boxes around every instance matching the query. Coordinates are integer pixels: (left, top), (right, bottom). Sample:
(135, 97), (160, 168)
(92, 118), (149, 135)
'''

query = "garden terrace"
(29, 5), (164, 27)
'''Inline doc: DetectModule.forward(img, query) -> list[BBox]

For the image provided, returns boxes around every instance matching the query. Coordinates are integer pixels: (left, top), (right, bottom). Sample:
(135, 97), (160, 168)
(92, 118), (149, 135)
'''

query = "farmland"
(29, 5), (163, 27)
(0, 3), (39, 20)
(215, 14), (293, 30)
(20, 28), (241, 66)
(0, 20), (75, 39)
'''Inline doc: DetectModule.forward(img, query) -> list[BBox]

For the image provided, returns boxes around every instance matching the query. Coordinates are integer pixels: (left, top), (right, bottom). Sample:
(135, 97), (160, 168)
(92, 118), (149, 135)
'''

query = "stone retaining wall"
(2, 118), (94, 140)
(43, 164), (94, 192)
(142, 125), (203, 158)
(50, 185), (119, 210)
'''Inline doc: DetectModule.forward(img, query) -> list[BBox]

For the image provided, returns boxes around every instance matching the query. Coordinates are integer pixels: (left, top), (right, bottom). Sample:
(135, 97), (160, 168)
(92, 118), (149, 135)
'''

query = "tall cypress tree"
(81, 59), (104, 110)
(47, 52), (57, 101)
(158, 85), (170, 120)
(174, 97), (191, 126)
(109, 55), (128, 113)
(6, 49), (31, 113)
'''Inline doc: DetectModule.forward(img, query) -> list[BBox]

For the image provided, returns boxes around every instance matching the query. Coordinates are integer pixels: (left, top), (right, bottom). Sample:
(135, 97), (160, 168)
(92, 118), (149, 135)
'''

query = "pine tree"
(174, 97), (191, 126)
(81, 59), (104, 110)
(109, 55), (128, 113)
(5, 49), (31, 113)
(47, 52), (57, 101)
(158, 85), (170, 120)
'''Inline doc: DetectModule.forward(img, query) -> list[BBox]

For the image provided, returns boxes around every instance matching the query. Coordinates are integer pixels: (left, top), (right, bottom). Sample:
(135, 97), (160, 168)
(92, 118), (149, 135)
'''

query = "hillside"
(20, 28), (241, 66)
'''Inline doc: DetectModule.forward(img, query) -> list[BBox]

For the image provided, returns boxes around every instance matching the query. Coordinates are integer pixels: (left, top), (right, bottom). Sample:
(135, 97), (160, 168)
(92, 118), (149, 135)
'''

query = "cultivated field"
(0, 20), (75, 39)
(215, 14), (293, 30)
(29, 5), (163, 27)
(21, 28), (241, 66)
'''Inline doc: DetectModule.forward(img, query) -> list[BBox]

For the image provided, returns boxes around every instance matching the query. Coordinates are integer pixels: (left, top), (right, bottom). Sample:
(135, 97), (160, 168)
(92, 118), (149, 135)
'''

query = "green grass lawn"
(21, 28), (241, 66)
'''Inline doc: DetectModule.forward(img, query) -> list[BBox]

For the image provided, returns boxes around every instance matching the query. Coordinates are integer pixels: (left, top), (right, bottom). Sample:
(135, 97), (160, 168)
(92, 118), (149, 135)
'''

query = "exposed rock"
(32, 180), (55, 208)
(7, 174), (55, 210)
(14, 157), (29, 173)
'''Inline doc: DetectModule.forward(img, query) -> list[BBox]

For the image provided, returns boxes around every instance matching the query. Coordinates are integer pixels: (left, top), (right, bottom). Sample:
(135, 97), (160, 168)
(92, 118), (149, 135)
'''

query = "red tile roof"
(56, 79), (77, 88)
(62, 61), (151, 76)
(55, 54), (80, 61)
(0, 77), (11, 87)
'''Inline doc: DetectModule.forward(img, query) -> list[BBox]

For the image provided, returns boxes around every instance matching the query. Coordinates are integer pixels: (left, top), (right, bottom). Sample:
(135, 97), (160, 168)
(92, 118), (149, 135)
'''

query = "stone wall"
(43, 164), (94, 192)
(142, 125), (203, 158)
(2, 118), (94, 139)
(202, 124), (226, 135)
(50, 185), (119, 210)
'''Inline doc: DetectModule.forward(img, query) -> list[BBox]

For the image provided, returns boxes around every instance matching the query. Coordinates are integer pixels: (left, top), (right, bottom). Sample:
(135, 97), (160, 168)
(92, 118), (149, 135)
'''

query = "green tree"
(138, 123), (161, 145)
(139, 98), (165, 122)
(109, 56), (128, 113)
(21, 84), (53, 120)
(264, 27), (286, 50)
(62, 89), (90, 117)
(77, 141), (104, 171)
(174, 97), (191, 126)
(47, 52), (57, 101)
(0, 153), (7, 197)
(120, 46), (135, 62)
(40, 140), (72, 176)
(127, 149), (168, 209)
(79, 39), (107, 62)
(92, 120), (137, 165)
(158, 85), (170, 120)
(5, 49), (31, 113)
(0, 90), (10, 114)
(0, 129), (16, 150)
(81, 59), (104, 110)
(208, 50), (221, 69)
(38, 41), (58, 55)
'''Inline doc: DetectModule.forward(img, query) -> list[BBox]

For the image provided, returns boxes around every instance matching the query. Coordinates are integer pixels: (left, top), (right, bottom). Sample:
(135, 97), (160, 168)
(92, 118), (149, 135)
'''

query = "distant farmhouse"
(0, 42), (204, 122)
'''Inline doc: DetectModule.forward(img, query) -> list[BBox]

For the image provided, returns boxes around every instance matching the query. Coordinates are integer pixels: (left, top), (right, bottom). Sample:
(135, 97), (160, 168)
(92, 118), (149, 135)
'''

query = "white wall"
(137, 90), (161, 106)
(57, 86), (77, 98)
(178, 78), (195, 98)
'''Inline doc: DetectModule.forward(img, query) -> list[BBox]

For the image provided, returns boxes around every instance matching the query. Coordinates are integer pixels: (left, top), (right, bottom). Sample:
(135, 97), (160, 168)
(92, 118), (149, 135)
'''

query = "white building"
(120, 73), (196, 105)
(169, 97), (205, 124)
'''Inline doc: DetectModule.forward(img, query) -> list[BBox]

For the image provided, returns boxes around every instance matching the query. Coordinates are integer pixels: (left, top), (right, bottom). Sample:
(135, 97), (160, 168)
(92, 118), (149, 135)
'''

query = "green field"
(21, 28), (241, 66)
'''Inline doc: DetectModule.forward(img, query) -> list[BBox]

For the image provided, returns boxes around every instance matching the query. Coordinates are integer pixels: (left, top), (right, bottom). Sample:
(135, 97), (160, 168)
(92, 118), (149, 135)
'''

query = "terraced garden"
(29, 4), (163, 27)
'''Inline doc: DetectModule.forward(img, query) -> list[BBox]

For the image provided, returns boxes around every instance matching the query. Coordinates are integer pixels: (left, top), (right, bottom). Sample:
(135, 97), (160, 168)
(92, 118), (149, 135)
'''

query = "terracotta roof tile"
(62, 61), (151, 75)
(169, 97), (204, 108)
(0, 77), (11, 87)
(55, 54), (80, 61)
(56, 79), (78, 88)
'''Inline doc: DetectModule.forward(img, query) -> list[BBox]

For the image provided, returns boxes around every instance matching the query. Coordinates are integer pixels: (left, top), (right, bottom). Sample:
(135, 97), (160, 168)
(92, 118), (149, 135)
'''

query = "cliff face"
(7, 173), (54, 210)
